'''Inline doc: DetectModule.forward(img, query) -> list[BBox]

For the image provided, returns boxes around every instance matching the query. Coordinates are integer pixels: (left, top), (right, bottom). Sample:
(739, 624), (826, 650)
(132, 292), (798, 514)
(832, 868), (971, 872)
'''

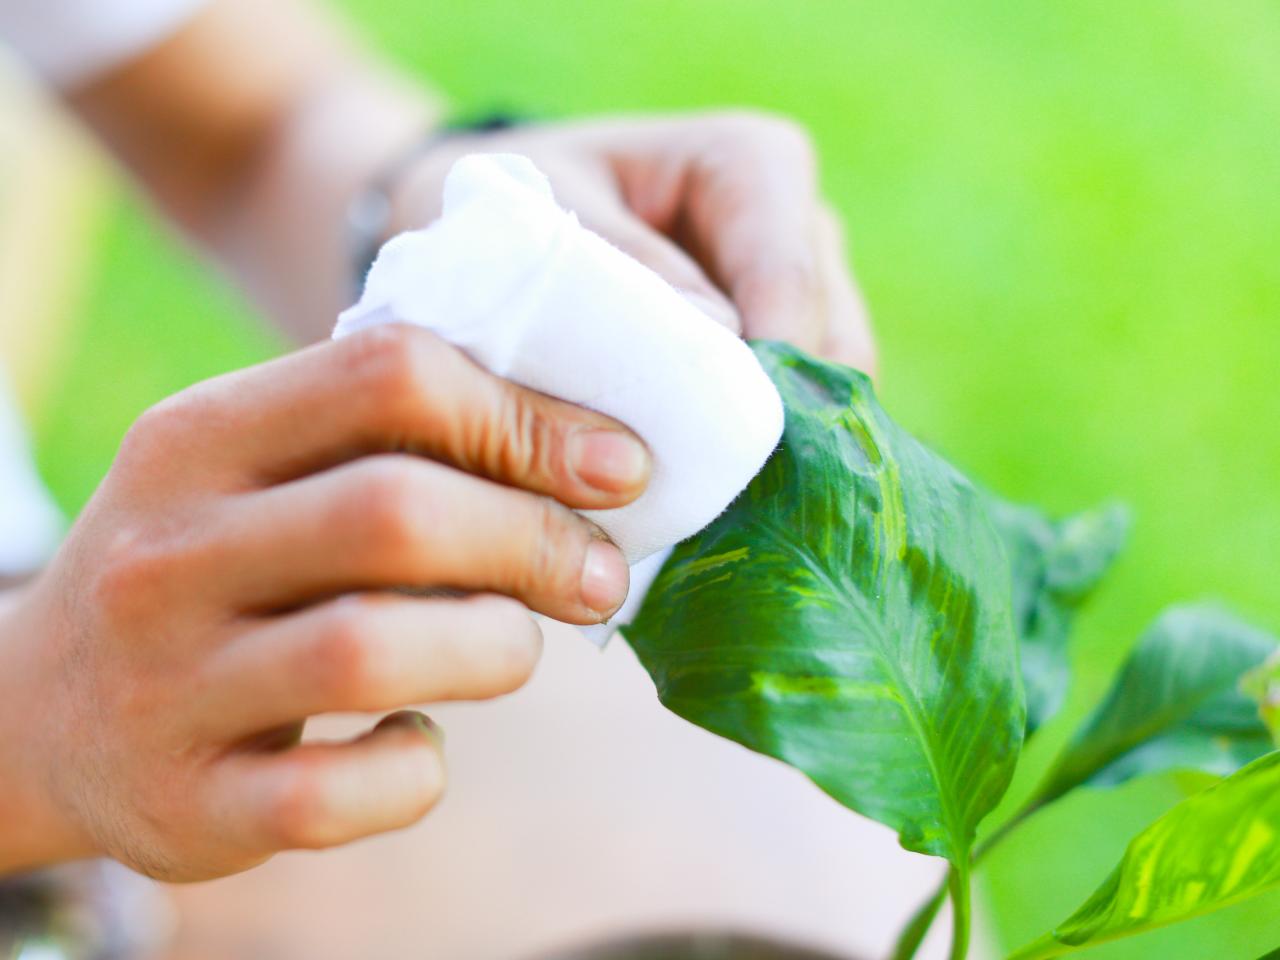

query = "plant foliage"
(1009, 752), (1280, 959)
(622, 343), (1279, 960)
(985, 498), (1128, 737)
(627, 341), (1025, 870)
(1030, 605), (1277, 808)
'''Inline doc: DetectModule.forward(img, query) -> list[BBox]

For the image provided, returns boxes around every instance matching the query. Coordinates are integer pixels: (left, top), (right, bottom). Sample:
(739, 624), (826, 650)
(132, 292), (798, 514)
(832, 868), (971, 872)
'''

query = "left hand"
(392, 112), (877, 375)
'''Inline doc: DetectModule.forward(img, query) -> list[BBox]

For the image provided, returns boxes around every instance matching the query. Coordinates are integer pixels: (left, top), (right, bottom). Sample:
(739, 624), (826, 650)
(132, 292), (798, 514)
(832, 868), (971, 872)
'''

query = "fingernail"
(580, 540), (629, 619)
(394, 711), (444, 747)
(570, 430), (649, 492)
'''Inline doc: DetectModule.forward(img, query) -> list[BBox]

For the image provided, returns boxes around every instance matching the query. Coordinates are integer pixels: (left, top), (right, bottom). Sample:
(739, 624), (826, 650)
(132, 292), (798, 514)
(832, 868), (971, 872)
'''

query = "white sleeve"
(0, 372), (63, 577)
(0, 0), (210, 88)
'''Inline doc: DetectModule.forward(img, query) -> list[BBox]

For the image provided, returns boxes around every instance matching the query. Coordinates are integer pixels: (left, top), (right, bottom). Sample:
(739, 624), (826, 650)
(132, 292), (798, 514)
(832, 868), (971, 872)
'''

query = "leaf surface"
(1009, 750), (1280, 959)
(625, 341), (1024, 864)
(985, 498), (1129, 736)
(1242, 651), (1280, 747)
(1032, 605), (1277, 808)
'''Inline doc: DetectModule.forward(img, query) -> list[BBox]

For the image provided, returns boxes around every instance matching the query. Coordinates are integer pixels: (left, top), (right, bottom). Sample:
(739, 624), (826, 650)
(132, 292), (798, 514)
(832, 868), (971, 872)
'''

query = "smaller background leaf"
(985, 498), (1130, 737)
(1033, 605), (1278, 809)
(1242, 651), (1280, 747)
(1009, 751), (1280, 959)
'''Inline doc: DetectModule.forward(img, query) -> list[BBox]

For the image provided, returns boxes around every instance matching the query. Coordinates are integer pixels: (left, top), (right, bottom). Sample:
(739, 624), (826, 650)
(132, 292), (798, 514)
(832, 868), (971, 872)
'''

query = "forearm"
(0, 583), (95, 874)
(65, 0), (443, 343)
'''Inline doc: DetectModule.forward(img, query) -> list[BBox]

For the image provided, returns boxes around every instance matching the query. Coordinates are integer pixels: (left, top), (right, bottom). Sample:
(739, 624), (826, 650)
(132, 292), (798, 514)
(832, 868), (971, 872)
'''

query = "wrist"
(348, 113), (523, 293)
(0, 583), (97, 874)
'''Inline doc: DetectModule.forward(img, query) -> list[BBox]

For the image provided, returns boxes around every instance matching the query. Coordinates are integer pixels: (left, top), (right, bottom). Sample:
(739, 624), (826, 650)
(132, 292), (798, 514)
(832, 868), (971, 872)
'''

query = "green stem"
(947, 863), (972, 960)
(1004, 933), (1065, 960)
(973, 799), (1044, 863)
(889, 885), (947, 960)
(887, 800), (1047, 960)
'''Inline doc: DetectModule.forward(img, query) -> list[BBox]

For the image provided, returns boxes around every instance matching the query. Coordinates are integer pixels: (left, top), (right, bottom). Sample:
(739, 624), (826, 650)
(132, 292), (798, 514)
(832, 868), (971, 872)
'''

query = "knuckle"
(265, 770), (337, 850)
(313, 602), (395, 708)
(490, 388), (561, 488)
(117, 385), (223, 481)
(117, 398), (182, 467)
(469, 596), (543, 694)
(346, 459), (427, 562)
(518, 498), (581, 599)
(344, 324), (438, 420)
(92, 525), (167, 620)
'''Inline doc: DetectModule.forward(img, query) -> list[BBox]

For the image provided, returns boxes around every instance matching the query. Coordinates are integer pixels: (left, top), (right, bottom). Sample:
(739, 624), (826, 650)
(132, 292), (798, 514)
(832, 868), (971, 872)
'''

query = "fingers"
(608, 112), (877, 369)
(814, 207), (878, 377)
(678, 114), (826, 353)
(214, 711), (446, 855)
(577, 200), (741, 333)
(210, 454), (629, 622)
(130, 325), (649, 509)
(201, 594), (542, 735)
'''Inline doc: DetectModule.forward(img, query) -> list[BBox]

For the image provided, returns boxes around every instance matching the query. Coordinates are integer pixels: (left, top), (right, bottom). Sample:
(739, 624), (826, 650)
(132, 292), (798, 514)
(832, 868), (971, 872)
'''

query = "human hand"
(0, 325), (648, 881)
(392, 112), (877, 375)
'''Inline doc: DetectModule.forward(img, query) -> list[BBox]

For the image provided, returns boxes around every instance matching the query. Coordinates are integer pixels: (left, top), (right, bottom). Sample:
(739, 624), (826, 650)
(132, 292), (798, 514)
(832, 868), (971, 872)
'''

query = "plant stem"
(1004, 933), (1064, 960)
(947, 863), (972, 960)
(889, 885), (947, 960)
(887, 800), (1046, 960)
(973, 800), (1043, 863)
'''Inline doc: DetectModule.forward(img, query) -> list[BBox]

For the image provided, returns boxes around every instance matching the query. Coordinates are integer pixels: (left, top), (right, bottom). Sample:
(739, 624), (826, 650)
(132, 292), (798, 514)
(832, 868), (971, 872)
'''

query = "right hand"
(0, 325), (648, 881)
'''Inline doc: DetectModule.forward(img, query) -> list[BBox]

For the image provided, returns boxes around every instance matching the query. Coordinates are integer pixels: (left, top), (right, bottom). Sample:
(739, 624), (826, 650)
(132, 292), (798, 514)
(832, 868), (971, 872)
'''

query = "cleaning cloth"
(334, 153), (783, 639)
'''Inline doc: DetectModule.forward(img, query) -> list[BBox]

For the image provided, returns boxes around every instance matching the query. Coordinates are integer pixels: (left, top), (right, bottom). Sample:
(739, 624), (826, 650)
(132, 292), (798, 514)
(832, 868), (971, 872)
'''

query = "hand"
(393, 112), (877, 375)
(0, 325), (648, 881)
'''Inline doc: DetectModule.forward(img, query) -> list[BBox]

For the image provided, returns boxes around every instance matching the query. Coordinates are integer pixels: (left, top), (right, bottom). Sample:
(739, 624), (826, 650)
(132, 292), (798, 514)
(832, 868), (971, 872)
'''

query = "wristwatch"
(346, 113), (521, 298)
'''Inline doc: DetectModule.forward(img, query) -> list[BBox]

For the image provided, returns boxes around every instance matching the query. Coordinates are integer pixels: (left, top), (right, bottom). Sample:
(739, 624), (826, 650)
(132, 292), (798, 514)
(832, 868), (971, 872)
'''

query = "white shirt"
(0, 1), (204, 571)
(0, 0), (208, 88)
(0, 373), (62, 576)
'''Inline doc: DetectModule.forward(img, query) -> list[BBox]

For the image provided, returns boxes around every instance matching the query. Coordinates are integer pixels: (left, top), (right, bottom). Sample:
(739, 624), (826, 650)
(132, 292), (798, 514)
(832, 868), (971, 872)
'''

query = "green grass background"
(33, 1), (1280, 957)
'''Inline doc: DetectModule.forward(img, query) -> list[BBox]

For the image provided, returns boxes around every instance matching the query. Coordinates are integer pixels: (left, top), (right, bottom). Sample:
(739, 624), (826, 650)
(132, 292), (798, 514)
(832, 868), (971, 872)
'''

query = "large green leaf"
(625, 340), (1024, 865)
(1030, 605), (1277, 810)
(984, 498), (1129, 737)
(1242, 651), (1280, 747)
(1008, 750), (1280, 959)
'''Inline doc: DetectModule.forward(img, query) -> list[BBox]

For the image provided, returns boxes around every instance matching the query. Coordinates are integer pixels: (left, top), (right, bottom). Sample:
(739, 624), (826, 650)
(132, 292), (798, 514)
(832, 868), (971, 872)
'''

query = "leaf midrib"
(748, 511), (970, 862)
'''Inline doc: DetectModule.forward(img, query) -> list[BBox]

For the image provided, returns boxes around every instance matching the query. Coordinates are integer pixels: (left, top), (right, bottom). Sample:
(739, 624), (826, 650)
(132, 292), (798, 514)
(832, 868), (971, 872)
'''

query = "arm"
(64, 0), (439, 343)
(63, 0), (876, 370)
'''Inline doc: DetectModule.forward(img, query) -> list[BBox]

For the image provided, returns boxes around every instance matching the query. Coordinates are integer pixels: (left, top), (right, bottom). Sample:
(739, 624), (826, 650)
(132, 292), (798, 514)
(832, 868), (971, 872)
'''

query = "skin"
(0, 325), (648, 879)
(0, 0), (875, 879)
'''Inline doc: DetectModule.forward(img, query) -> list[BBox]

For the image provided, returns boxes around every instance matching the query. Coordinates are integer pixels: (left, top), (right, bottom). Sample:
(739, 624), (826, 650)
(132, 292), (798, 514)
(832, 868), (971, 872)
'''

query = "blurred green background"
(31, 0), (1280, 957)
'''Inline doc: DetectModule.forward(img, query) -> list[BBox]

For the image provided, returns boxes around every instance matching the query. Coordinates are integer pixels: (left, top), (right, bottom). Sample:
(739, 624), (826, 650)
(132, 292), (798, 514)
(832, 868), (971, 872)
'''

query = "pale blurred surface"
(0, 55), (102, 416)
(160, 621), (990, 960)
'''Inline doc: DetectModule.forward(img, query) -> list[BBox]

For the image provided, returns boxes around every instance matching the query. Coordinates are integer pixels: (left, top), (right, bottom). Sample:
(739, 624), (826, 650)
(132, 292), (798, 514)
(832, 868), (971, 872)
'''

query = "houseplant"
(625, 342), (1280, 960)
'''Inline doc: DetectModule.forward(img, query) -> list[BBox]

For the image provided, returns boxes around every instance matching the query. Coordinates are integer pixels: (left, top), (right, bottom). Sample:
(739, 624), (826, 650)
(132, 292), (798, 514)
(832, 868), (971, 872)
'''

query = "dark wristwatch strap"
(346, 112), (521, 298)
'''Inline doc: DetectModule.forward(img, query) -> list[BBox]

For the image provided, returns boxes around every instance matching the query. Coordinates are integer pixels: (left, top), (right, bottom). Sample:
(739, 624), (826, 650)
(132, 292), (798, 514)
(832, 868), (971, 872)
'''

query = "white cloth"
(335, 154), (784, 637)
(0, 372), (63, 576)
(0, 0), (208, 88)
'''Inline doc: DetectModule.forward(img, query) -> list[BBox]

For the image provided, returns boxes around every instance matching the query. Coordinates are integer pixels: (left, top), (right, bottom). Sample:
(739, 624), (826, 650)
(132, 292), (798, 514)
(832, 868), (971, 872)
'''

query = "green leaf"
(625, 340), (1024, 865)
(984, 497), (1129, 736)
(1031, 605), (1277, 810)
(1008, 750), (1280, 960)
(1242, 651), (1280, 747)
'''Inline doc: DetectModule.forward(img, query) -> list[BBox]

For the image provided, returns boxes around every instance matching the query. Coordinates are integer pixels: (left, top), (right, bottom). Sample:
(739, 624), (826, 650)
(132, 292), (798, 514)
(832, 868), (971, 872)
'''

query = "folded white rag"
(333, 153), (784, 640)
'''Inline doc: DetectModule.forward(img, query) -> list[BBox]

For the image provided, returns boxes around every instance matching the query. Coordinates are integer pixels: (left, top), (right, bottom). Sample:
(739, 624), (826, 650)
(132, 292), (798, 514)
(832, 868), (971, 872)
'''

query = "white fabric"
(0, 0), (208, 88)
(0, 372), (63, 576)
(335, 154), (784, 637)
